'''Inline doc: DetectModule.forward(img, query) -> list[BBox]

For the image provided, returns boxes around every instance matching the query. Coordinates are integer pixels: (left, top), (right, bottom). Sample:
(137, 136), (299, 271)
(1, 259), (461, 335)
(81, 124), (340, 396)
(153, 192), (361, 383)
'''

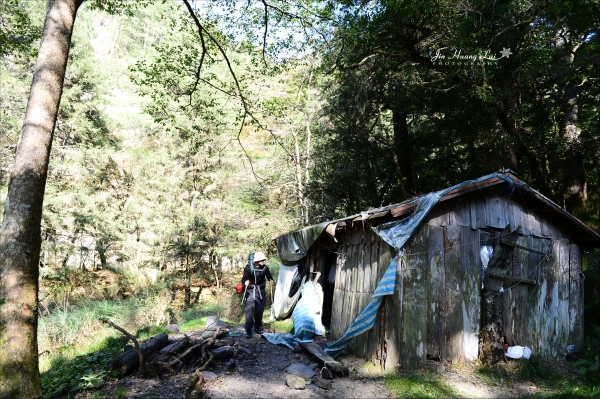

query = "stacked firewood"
(100, 318), (232, 378)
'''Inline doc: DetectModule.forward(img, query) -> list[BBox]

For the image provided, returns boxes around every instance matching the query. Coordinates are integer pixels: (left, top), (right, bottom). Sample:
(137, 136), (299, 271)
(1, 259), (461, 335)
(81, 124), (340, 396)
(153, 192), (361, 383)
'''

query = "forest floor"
(73, 322), (580, 399)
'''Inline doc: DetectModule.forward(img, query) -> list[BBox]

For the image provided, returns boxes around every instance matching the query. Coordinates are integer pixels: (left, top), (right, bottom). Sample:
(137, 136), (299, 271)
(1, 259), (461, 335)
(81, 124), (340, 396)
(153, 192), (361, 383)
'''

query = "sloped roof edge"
(276, 170), (600, 251)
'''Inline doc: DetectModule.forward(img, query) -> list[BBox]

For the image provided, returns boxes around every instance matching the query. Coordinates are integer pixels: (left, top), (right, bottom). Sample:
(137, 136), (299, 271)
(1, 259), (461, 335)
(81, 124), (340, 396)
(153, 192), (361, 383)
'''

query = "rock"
(205, 316), (228, 331)
(286, 374), (306, 389)
(211, 345), (234, 359)
(436, 365), (445, 374)
(224, 359), (237, 372)
(166, 324), (180, 334)
(238, 366), (245, 373)
(357, 368), (369, 376)
(203, 371), (218, 382)
(237, 346), (252, 356)
(313, 376), (333, 390)
(321, 366), (333, 380)
(285, 363), (316, 380)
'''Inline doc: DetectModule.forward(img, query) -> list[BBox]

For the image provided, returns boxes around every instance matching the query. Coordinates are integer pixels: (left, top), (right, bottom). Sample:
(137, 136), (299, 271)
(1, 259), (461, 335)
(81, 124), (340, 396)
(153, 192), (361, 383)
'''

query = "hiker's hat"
(254, 252), (267, 262)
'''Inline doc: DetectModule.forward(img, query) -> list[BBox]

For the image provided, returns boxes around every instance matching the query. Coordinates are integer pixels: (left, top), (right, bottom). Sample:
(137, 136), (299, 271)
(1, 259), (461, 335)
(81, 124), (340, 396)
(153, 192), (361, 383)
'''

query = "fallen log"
(299, 341), (348, 376)
(101, 318), (156, 376)
(113, 332), (169, 377)
(158, 343), (204, 369)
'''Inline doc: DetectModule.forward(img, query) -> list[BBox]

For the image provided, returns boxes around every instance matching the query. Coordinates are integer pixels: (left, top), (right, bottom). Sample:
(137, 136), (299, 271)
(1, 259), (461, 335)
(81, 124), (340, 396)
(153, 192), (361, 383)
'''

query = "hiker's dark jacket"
(241, 264), (273, 288)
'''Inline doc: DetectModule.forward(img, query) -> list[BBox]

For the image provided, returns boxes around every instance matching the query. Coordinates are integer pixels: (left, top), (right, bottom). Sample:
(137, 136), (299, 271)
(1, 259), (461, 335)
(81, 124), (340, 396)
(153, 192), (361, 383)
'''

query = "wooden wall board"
(527, 208), (543, 238)
(485, 194), (509, 229)
(525, 237), (543, 353)
(426, 225), (445, 361)
(469, 192), (487, 229)
(453, 196), (471, 227)
(330, 288), (344, 339)
(460, 226), (481, 362)
(507, 199), (525, 235)
(337, 249), (348, 291)
(541, 217), (563, 239)
(568, 244), (584, 349)
(503, 236), (531, 347)
(351, 244), (360, 293)
(427, 201), (450, 226)
(400, 224), (428, 368)
(353, 291), (371, 359)
(383, 254), (404, 369)
(365, 241), (382, 363)
(371, 241), (381, 293)
(556, 239), (571, 355)
(444, 225), (464, 364)
(535, 239), (566, 357)
(373, 242), (393, 366)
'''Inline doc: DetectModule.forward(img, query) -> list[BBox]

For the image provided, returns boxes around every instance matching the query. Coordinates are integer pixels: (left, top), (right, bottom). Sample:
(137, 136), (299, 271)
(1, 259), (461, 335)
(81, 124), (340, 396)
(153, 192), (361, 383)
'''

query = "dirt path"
(82, 331), (391, 399)
(76, 328), (572, 399)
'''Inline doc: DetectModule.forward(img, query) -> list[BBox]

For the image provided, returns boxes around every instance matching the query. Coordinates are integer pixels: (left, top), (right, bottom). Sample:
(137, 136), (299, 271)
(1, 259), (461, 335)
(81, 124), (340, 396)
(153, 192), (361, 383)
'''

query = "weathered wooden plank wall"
(427, 225), (445, 362)
(569, 244), (584, 350)
(400, 223), (428, 368)
(323, 183), (586, 367)
(460, 226), (481, 362)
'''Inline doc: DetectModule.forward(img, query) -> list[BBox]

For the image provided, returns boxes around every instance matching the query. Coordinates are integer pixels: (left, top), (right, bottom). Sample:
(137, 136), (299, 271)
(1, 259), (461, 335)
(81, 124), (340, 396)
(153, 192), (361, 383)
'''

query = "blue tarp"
(292, 281), (326, 340)
(325, 172), (524, 357)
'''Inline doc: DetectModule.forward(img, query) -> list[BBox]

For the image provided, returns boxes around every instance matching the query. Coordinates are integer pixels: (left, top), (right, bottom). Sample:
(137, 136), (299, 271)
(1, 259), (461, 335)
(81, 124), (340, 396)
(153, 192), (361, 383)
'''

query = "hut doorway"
(321, 250), (337, 329)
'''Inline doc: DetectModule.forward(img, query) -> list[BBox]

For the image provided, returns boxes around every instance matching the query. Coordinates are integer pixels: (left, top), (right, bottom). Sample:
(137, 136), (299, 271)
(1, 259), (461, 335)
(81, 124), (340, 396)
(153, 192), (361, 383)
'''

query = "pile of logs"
(100, 317), (231, 378)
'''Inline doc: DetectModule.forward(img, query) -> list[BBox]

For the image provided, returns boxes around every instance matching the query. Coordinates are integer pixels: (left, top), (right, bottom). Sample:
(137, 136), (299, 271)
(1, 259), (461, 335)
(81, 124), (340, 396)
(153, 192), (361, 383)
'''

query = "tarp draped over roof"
(325, 172), (525, 357)
(276, 221), (330, 266)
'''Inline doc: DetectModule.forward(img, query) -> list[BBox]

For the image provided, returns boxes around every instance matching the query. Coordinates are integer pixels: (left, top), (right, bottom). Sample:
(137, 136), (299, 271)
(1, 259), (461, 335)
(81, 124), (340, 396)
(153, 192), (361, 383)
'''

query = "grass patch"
(518, 358), (559, 381)
(270, 317), (294, 333)
(385, 371), (457, 399)
(136, 325), (167, 339)
(543, 384), (600, 398)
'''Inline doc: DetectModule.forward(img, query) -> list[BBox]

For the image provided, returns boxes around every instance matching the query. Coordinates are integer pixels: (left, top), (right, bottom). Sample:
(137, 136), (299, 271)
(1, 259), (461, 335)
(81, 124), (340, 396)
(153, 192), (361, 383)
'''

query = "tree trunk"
(391, 108), (415, 199)
(556, 26), (585, 214)
(560, 83), (585, 214)
(0, 0), (82, 397)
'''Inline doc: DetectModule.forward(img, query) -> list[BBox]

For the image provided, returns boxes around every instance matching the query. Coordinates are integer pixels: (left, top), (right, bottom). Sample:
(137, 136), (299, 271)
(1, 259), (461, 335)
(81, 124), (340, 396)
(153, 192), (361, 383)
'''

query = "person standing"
(242, 252), (274, 338)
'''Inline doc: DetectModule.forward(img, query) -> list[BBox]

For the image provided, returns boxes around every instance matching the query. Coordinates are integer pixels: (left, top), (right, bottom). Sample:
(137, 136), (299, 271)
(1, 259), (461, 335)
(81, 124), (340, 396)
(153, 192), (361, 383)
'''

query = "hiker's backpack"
(246, 252), (255, 273)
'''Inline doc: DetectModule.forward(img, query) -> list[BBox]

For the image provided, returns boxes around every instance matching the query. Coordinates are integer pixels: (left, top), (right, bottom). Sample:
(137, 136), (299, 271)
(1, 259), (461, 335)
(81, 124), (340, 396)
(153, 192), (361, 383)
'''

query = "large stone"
(313, 376), (332, 390)
(202, 371), (218, 382)
(320, 366), (333, 380)
(211, 345), (235, 359)
(286, 374), (306, 390)
(166, 324), (180, 334)
(285, 363), (316, 380)
(205, 316), (228, 331)
(223, 358), (237, 372)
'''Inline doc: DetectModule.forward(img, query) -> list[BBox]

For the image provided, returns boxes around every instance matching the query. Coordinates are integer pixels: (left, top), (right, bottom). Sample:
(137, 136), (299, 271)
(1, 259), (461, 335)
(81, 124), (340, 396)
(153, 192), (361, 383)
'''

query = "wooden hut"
(275, 170), (599, 369)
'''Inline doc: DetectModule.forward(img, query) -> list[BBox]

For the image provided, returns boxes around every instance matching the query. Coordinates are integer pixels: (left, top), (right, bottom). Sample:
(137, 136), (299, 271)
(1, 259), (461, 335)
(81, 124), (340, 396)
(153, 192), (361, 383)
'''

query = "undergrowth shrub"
(477, 357), (558, 382)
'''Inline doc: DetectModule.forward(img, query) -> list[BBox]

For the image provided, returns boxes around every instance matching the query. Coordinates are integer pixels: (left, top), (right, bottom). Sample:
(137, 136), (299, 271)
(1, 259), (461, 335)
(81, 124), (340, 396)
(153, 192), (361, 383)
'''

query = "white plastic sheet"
(506, 345), (532, 359)
(272, 264), (303, 319)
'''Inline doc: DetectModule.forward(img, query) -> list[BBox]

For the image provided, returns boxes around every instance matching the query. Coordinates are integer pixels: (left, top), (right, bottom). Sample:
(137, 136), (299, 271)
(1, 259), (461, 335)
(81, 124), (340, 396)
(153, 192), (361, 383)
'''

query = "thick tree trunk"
(560, 84), (585, 214)
(391, 108), (415, 199)
(0, 0), (82, 397)
(556, 26), (585, 214)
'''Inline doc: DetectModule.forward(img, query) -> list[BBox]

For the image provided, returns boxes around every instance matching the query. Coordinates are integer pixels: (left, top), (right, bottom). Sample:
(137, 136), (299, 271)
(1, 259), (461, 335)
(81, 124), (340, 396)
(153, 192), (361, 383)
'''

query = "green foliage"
(41, 336), (121, 398)
(573, 324), (600, 383)
(0, 0), (41, 57)
(312, 0), (600, 221)
(518, 358), (560, 381)
(384, 371), (457, 399)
